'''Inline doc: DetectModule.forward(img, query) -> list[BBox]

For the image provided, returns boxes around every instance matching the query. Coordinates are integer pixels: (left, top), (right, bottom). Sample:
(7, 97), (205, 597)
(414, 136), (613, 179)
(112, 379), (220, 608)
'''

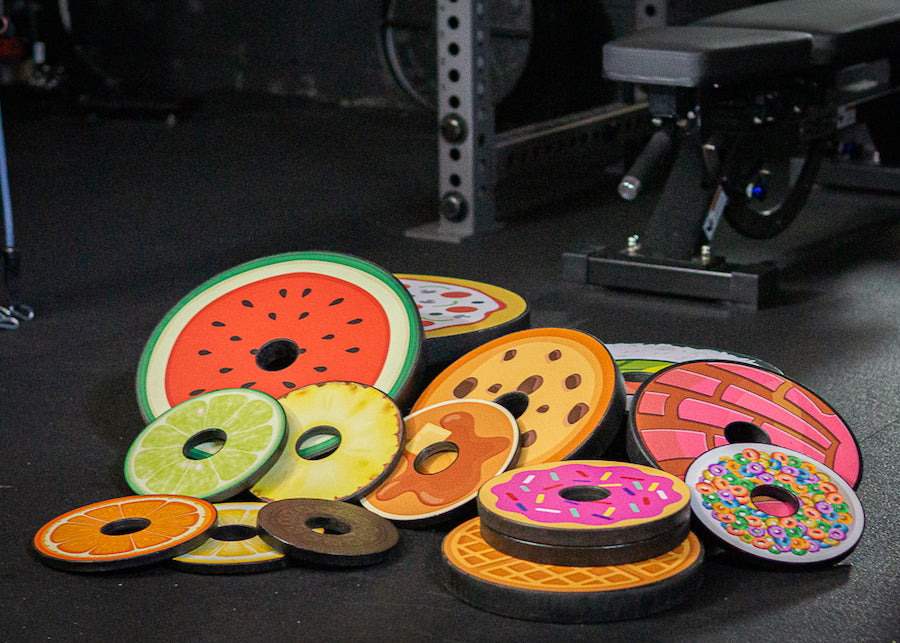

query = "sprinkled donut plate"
(629, 360), (862, 487)
(250, 382), (405, 503)
(136, 251), (423, 422)
(608, 342), (781, 405)
(412, 328), (626, 466)
(361, 399), (520, 526)
(396, 274), (529, 367)
(169, 502), (287, 574)
(477, 460), (691, 565)
(257, 498), (399, 567)
(441, 518), (704, 623)
(33, 495), (217, 572)
(686, 444), (864, 566)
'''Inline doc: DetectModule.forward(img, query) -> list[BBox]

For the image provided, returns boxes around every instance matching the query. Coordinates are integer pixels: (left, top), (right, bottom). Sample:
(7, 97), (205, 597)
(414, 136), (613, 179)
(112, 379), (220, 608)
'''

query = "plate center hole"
(100, 517), (152, 536)
(296, 426), (342, 460)
(492, 391), (529, 418)
(256, 338), (300, 372)
(211, 524), (258, 542)
(305, 516), (352, 535)
(414, 441), (460, 475)
(558, 485), (612, 502)
(750, 484), (800, 517)
(724, 421), (771, 445)
(183, 428), (227, 460)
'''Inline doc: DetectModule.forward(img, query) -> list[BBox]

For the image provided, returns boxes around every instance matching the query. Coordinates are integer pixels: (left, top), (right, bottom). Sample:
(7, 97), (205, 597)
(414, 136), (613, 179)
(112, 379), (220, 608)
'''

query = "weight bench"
(564, 0), (900, 307)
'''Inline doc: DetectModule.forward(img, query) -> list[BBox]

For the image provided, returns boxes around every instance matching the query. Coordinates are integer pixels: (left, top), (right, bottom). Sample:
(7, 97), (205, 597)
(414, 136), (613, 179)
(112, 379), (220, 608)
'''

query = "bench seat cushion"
(698, 0), (900, 65)
(603, 26), (812, 87)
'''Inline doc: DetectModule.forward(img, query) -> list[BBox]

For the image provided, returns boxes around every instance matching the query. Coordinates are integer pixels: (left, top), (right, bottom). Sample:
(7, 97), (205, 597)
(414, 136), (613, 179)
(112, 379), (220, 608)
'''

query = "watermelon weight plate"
(137, 252), (424, 421)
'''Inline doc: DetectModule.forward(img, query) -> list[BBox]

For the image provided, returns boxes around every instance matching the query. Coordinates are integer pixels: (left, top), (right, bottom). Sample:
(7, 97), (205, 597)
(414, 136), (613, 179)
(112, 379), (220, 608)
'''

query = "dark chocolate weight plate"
(442, 518), (704, 623)
(477, 460), (691, 566)
(257, 498), (399, 567)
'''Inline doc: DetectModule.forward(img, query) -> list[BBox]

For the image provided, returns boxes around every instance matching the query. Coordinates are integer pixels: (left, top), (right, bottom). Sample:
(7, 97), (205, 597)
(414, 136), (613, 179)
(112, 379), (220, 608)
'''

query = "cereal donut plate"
(477, 460), (691, 565)
(686, 444), (864, 566)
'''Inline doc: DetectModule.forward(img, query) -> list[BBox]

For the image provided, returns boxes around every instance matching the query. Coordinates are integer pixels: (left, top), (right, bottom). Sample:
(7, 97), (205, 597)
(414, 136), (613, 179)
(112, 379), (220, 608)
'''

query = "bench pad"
(698, 0), (900, 66)
(603, 26), (812, 87)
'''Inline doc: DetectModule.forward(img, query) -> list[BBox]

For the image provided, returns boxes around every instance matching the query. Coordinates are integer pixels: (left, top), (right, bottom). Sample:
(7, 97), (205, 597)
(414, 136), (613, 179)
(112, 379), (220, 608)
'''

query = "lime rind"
(125, 389), (287, 501)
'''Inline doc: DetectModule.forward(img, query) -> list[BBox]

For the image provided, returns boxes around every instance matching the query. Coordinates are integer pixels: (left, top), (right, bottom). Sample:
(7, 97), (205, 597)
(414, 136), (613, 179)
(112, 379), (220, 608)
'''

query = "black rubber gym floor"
(2, 92), (898, 641)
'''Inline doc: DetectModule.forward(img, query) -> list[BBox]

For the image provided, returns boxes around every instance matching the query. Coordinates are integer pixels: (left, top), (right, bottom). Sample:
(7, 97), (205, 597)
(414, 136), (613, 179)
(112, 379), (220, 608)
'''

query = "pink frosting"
(488, 463), (683, 526)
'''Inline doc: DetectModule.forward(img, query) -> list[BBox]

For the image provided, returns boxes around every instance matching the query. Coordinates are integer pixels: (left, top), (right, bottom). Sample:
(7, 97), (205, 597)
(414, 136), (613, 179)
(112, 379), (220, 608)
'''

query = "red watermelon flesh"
(164, 273), (390, 407)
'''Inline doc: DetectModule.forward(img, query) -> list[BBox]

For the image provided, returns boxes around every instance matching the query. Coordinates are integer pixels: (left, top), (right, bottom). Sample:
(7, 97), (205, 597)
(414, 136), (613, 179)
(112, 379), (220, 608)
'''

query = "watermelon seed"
(322, 334), (335, 340)
(220, 368), (233, 374)
(346, 347), (360, 353)
(299, 312), (309, 320)
(314, 366), (328, 373)
(212, 321), (225, 327)
(198, 350), (211, 355)
(230, 336), (242, 341)
(283, 382), (296, 389)
(302, 288), (311, 297)
(250, 349), (259, 355)
(241, 382), (256, 389)
(347, 318), (363, 325)
(242, 300), (254, 308)
(279, 289), (287, 298)
(256, 338), (301, 372)
(189, 388), (206, 396)
(329, 298), (344, 306)
(268, 313), (276, 320)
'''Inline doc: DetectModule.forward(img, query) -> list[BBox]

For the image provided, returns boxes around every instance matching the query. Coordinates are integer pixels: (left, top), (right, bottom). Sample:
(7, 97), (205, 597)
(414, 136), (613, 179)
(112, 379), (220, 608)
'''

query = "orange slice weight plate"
(33, 495), (217, 572)
(441, 518), (703, 623)
(396, 274), (529, 367)
(137, 251), (423, 422)
(412, 328), (626, 466)
(169, 502), (287, 574)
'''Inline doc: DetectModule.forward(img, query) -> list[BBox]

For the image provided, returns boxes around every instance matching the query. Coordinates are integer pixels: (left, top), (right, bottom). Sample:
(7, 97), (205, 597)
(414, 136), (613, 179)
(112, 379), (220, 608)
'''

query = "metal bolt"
(440, 192), (468, 222)
(440, 114), (468, 143)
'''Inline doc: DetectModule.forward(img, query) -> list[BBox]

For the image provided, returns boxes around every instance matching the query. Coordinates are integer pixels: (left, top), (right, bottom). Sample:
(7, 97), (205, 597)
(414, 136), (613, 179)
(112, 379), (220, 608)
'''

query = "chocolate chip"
(520, 430), (537, 447)
(517, 375), (543, 394)
(566, 402), (590, 425)
(487, 383), (502, 394)
(536, 404), (550, 414)
(548, 349), (562, 361)
(453, 377), (478, 398)
(565, 374), (582, 390)
(502, 349), (517, 361)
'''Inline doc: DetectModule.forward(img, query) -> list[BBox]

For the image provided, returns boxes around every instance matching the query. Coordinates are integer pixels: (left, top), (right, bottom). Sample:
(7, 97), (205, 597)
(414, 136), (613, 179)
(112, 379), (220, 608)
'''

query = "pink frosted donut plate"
(477, 460), (691, 565)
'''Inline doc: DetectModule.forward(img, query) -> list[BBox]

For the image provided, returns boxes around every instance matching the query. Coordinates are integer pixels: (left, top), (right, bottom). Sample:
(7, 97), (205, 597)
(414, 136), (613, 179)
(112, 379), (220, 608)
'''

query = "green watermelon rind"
(136, 251), (423, 421)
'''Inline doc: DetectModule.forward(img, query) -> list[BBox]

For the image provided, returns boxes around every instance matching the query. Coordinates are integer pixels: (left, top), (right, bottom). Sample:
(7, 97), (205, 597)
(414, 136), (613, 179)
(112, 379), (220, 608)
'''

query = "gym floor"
(2, 91), (898, 641)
